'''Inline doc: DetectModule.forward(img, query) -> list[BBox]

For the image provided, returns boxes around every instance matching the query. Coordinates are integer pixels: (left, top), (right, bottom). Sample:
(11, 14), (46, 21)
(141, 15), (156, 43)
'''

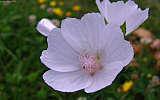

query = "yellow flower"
(59, 1), (64, 6)
(147, 73), (152, 78)
(38, 0), (45, 4)
(52, 8), (63, 17)
(50, 1), (56, 7)
(122, 80), (133, 92)
(73, 5), (80, 11)
(66, 11), (72, 17)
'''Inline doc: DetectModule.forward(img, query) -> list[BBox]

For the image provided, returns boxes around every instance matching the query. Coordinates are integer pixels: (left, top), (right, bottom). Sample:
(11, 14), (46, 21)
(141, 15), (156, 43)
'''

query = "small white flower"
(51, 19), (60, 27)
(29, 15), (36, 24)
(37, 13), (134, 93)
(96, 0), (149, 35)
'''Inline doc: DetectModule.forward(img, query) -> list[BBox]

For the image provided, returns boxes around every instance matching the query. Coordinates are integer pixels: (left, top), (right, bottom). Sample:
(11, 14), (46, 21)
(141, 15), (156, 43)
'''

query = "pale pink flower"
(77, 97), (87, 100)
(47, 7), (53, 15)
(140, 37), (152, 45)
(37, 13), (134, 93)
(96, 0), (149, 35)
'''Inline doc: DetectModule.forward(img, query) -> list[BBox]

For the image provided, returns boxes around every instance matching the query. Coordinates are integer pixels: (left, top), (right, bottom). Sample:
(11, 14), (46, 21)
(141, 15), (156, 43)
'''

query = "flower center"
(80, 54), (102, 76)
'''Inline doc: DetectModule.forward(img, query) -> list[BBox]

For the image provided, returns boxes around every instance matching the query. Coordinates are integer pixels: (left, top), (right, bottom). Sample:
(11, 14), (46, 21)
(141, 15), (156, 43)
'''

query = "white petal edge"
(96, 0), (110, 16)
(40, 28), (80, 72)
(107, 1), (126, 25)
(36, 18), (57, 36)
(126, 8), (149, 35)
(96, 0), (126, 25)
(96, 0), (103, 13)
(43, 70), (92, 92)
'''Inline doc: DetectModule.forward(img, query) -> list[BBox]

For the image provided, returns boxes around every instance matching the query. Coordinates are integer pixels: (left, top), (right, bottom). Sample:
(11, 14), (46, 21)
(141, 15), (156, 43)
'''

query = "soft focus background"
(0, 0), (160, 100)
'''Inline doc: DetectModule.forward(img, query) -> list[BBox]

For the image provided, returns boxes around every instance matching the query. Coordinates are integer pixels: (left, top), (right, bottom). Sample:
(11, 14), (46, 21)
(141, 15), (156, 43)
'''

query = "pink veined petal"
(125, 0), (149, 35)
(36, 18), (57, 36)
(98, 23), (133, 67)
(80, 13), (106, 54)
(43, 70), (92, 92)
(61, 13), (106, 54)
(96, 0), (126, 25)
(104, 39), (134, 67)
(98, 24), (124, 53)
(85, 62), (124, 93)
(126, 8), (149, 35)
(107, 0), (126, 25)
(61, 18), (87, 53)
(40, 28), (80, 72)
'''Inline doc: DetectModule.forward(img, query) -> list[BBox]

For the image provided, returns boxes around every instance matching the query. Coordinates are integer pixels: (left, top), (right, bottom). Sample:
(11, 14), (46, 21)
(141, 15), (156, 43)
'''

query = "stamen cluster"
(80, 54), (102, 76)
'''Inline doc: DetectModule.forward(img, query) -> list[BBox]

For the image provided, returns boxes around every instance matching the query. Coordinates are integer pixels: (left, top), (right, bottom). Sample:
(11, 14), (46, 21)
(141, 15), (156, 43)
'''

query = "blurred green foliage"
(0, 0), (160, 100)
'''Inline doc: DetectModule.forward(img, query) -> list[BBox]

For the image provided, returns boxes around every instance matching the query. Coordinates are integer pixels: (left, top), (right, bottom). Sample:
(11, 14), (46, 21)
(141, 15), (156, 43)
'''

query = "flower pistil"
(80, 54), (102, 76)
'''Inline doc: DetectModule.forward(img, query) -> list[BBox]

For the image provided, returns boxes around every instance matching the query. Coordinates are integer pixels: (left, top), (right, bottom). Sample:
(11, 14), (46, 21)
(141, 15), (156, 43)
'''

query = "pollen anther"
(98, 66), (102, 70)
(90, 72), (95, 77)
(96, 55), (100, 62)
(83, 66), (86, 69)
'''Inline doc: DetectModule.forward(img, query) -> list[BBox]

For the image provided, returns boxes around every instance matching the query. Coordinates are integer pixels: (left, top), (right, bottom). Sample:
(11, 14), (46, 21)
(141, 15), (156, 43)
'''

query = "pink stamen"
(80, 54), (102, 76)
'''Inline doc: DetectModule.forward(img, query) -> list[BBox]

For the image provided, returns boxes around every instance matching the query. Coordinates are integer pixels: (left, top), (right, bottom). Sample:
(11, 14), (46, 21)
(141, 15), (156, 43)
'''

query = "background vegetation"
(0, 0), (160, 100)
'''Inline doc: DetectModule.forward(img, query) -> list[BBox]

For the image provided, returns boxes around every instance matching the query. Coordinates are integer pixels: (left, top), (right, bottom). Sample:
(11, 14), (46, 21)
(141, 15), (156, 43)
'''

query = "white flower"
(37, 13), (134, 93)
(96, 0), (149, 35)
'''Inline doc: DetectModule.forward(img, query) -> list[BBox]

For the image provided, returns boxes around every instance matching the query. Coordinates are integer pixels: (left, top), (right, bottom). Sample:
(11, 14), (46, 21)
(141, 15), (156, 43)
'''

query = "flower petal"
(40, 28), (80, 72)
(36, 18), (56, 36)
(61, 13), (106, 54)
(98, 24), (124, 53)
(99, 23), (133, 67)
(43, 70), (92, 92)
(126, 8), (149, 35)
(61, 18), (86, 53)
(81, 13), (106, 54)
(96, 0), (149, 35)
(96, 0), (109, 16)
(85, 62), (123, 93)
(104, 39), (134, 67)
(125, 0), (138, 11)
(97, 0), (126, 25)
